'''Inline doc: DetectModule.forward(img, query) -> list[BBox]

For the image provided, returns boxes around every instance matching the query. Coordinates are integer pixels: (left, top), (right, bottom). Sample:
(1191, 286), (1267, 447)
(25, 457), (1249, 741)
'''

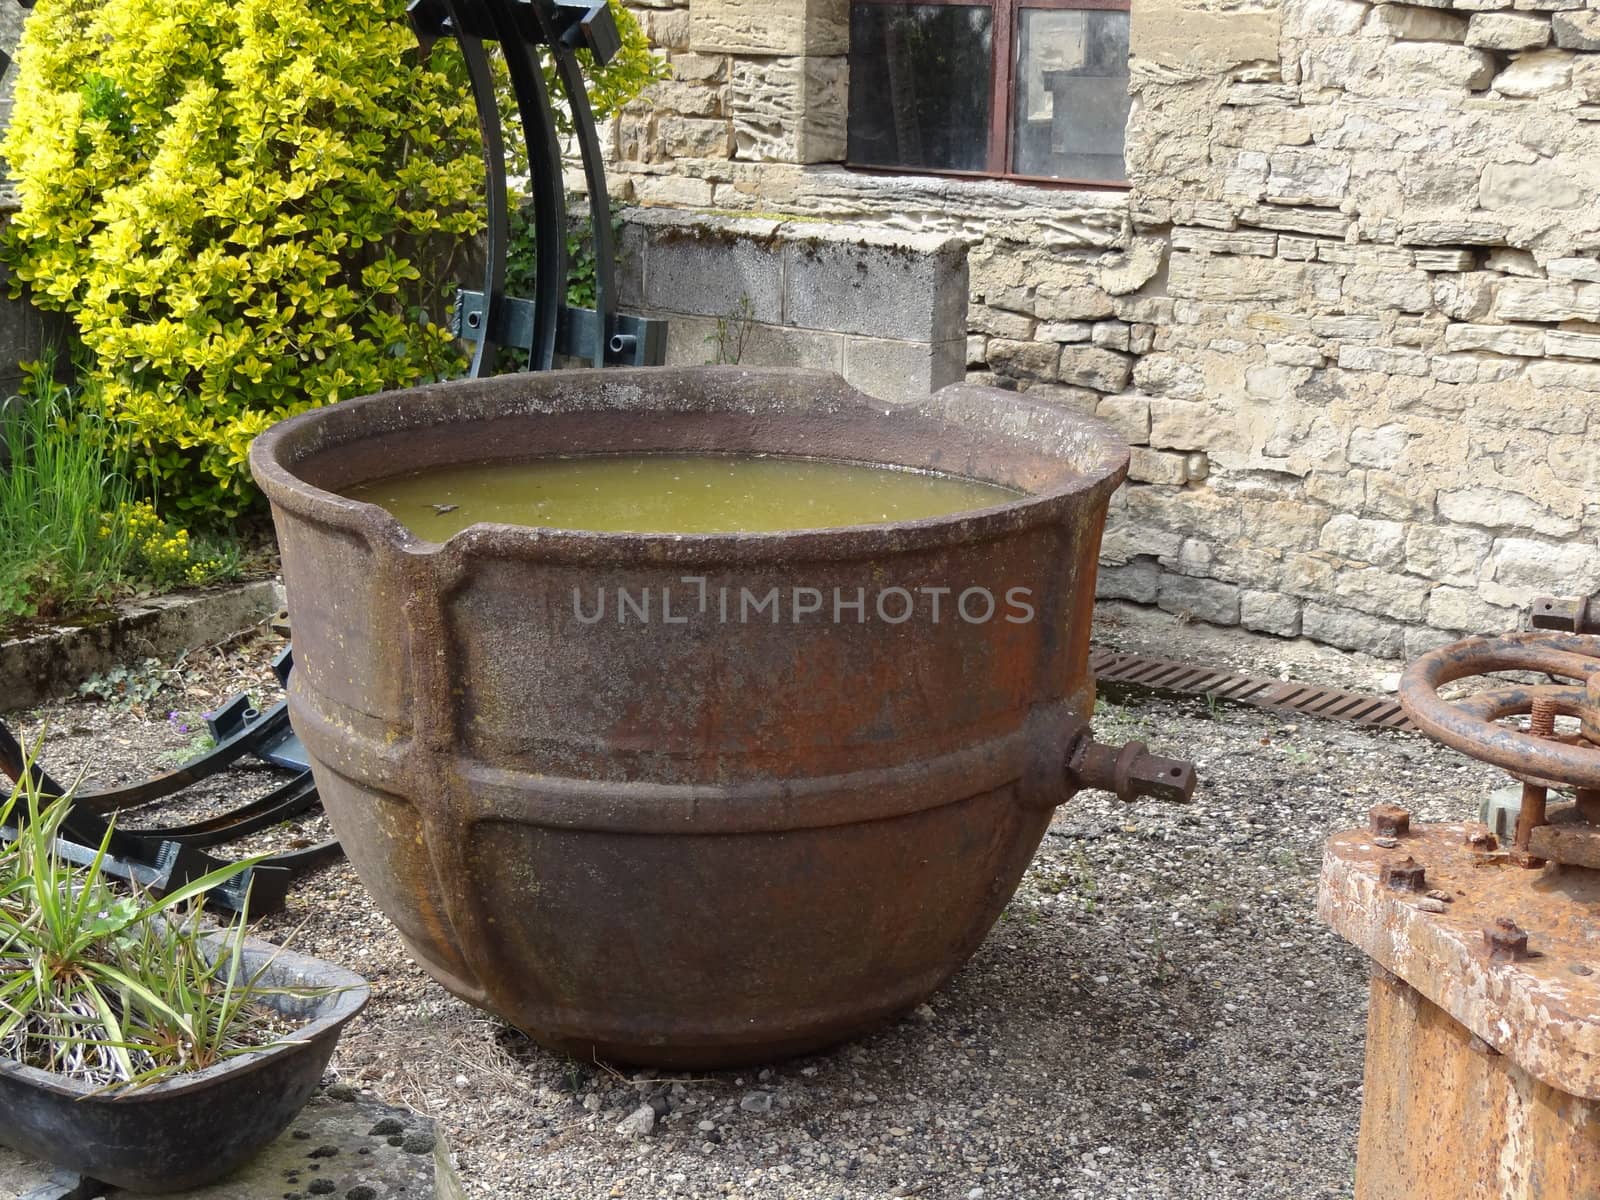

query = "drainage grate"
(1090, 647), (1415, 732)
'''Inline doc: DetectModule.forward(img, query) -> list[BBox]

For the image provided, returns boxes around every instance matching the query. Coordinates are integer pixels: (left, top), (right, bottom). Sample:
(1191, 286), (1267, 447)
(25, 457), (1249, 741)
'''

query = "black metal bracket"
(408, 0), (664, 375)
(451, 291), (667, 366)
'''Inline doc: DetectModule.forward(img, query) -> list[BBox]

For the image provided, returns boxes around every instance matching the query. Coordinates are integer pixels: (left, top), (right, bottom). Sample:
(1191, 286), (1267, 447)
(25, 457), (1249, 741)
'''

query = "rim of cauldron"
(250, 367), (1131, 566)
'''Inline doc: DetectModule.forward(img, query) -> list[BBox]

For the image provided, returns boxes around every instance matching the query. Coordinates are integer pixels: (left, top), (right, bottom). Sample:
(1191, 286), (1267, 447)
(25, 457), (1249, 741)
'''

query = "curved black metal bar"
(258, 838), (345, 874)
(76, 704), (293, 816)
(453, 23), (511, 379)
(551, 42), (613, 367)
(127, 771), (321, 847)
(493, 0), (567, 371)
(0, 705), (291, 817)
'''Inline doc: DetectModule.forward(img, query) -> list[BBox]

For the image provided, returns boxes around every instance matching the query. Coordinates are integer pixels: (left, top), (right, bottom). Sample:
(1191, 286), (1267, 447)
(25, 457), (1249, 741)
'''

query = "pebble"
(616, 1104), (657, 1139)
(739, 1092), (773, 1114)
(1416, 898), (1447, 913)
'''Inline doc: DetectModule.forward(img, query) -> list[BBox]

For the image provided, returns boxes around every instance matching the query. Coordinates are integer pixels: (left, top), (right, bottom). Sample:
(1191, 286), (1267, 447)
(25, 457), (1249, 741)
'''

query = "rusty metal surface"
(1319, 820), (1600, 1098)
(1355, 967), (1600, 1200)
(1089, 648), (1415, 729)
(1532, 592), (1600, 636)
(248, 366), (1189, 1066)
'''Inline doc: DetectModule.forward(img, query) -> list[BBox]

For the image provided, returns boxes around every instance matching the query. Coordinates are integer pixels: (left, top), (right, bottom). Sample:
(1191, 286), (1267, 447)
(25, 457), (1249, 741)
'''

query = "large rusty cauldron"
(250, 367), (1194, 1067)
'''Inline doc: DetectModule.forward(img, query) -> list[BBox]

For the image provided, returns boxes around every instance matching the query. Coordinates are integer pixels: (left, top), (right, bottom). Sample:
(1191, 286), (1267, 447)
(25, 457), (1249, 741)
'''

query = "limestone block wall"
(1120, 0), (1600, 657)
(607, 0), (1600, 655)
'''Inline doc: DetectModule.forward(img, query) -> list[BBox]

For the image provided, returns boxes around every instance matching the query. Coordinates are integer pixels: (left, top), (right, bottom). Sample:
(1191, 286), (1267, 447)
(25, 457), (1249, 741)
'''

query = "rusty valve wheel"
(1399, 630), (1600, 791)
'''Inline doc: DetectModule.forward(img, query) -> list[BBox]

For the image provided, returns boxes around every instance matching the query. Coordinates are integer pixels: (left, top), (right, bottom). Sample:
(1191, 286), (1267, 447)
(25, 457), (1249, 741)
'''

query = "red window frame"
(845, 0), (1133, 190)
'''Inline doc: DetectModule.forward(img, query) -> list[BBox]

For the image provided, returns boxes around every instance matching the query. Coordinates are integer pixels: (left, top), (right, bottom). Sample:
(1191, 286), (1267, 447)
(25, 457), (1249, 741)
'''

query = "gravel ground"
(3, 610), (1505, 1200)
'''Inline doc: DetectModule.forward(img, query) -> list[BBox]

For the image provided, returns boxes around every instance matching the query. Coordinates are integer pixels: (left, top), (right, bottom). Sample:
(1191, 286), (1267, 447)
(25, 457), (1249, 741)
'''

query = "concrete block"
(640, 220), (785, 324)
(782, 226), (968, 343)
(659, 312), (845, 371)
(843, 336), (965, 403)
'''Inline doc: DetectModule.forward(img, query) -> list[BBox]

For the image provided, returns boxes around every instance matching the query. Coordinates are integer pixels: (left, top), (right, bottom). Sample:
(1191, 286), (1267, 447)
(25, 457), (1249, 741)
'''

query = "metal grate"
(1090, 647), (1415, 731)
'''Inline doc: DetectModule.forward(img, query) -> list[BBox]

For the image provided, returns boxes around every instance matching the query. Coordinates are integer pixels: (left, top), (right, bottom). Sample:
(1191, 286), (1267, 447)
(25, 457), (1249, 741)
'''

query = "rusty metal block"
(1322, 824), (1600, 1198)
(1356, 969), (1600, 1199)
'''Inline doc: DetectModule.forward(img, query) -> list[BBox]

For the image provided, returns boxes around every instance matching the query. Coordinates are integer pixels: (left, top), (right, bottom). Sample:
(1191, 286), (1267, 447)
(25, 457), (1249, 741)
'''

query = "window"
(846, 0), (1132, 186)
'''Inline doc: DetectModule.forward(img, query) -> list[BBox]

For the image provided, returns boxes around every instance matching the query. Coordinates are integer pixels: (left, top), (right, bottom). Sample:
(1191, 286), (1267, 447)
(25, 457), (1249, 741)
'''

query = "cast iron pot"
(0, 940), (368, 1193)
(250, 367), (1190, 1068)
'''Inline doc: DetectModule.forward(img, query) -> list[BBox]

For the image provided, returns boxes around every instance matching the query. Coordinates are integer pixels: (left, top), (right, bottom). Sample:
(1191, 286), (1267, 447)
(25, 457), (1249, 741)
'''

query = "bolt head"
(1484, 916), (1530, 962)
(1369, 803), (1411, 838)
(1380, 856), (1426, 893)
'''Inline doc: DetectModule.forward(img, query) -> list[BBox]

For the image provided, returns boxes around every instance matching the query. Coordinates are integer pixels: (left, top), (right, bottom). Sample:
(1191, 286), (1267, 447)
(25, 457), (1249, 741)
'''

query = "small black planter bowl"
(0, 937), (369, 1193)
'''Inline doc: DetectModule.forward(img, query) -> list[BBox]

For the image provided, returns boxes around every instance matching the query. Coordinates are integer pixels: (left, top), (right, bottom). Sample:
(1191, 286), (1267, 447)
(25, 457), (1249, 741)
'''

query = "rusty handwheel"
(1400, 631), (1600, 788)
(1400, 630), (1600, 861)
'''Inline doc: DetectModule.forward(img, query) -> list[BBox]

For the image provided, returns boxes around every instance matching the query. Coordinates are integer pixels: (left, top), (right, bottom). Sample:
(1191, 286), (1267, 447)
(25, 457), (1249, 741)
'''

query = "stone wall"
(602, 0), (1600, 657)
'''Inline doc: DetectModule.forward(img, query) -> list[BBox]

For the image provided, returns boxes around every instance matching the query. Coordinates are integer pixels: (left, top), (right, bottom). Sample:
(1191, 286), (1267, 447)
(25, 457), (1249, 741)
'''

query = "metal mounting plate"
(1320, 823), (1600, 1098)
(451, 290), (668, 367)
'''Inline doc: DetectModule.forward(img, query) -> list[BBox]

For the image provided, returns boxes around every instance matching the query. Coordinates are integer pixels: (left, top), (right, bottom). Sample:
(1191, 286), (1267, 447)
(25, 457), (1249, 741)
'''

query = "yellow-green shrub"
(5, 0), (664, 520)
(5, 0), (487, 517)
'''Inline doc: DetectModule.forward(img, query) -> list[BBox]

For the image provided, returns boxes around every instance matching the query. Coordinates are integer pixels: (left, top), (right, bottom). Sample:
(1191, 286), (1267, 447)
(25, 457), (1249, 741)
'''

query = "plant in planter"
(0, 761), (369, 1193)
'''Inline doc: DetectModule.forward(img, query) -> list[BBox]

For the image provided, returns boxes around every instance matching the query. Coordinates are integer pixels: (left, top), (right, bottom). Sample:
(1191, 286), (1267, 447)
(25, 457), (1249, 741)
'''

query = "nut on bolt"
(1369, 803), (1411, 838)
(1484, 916), (1530, 962)
(1381, 857), (1426, 892)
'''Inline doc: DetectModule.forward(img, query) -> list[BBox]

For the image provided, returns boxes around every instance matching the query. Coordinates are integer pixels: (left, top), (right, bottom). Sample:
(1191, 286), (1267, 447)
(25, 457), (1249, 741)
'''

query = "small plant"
(0, 360), (244, 628)
(111, 500), (241, 591)
(706, 295), (757, 365)
(1069, 846), (1100, 914)
(0, 759), (300, 1089)
(159, 712), (217, 766)
(77, 659), (172, 710)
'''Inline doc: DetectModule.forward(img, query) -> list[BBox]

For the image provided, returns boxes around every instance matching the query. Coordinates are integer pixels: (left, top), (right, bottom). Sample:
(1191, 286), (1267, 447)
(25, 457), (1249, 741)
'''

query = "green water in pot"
(344, 453), (1021, 537)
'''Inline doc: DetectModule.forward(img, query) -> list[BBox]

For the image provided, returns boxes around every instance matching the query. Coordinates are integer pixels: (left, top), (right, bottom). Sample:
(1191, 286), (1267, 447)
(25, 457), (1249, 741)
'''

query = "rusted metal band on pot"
(292, 702), (1054, 834)
(1018, 701), (1088, 811)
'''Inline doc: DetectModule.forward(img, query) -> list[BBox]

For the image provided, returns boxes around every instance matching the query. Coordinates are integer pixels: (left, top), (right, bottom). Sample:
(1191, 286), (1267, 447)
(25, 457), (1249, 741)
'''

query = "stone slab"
(689, 0), (848, 56)
(781, 224), (968, 343)
(1131, 0), (1281, 70)
(0, 580), (284, 712)
(0, 1090), (460, 1199)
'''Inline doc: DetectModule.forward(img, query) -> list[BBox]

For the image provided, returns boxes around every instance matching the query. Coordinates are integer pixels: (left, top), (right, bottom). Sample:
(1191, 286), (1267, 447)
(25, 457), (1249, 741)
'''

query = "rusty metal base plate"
(1319, 823), (1600, 1099)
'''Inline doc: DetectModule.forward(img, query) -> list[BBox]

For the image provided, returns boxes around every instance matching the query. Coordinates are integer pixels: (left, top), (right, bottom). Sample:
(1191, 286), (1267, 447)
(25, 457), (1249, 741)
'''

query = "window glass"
(1011, 8), (1131, 181)
(847, 5), (995, 172)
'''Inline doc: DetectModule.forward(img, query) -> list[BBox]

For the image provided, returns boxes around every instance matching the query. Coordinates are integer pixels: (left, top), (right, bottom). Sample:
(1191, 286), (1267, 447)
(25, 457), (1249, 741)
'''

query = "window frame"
(844, 0), (1133, 191)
